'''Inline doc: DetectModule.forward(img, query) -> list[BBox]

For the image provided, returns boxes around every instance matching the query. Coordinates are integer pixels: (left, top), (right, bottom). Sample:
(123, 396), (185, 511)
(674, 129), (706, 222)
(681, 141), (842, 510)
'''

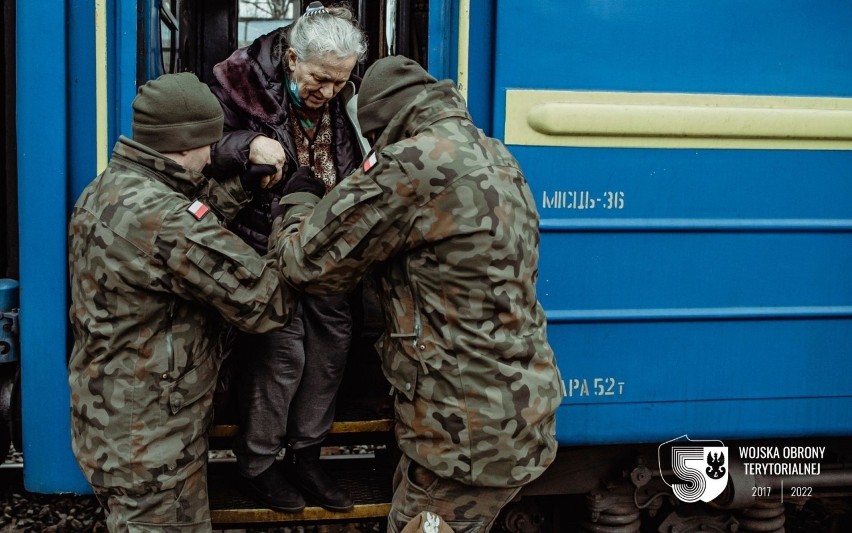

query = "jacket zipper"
(405, 260), (427, 374)
(165, 301), (176, 377)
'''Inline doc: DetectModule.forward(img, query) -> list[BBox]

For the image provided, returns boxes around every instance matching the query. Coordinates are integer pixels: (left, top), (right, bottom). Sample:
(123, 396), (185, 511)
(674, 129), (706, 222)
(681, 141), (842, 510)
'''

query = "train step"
(209, 397), (395, 449)
(208, 390), (396, 527)
(208, 343), (395, 526)
(208, 453), (393, 527)
(209, 418), (394, 440)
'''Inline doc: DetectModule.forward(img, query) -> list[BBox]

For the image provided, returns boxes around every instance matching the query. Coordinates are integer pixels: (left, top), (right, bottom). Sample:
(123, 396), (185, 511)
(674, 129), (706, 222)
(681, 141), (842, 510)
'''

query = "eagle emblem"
(706, 450), (726, 479)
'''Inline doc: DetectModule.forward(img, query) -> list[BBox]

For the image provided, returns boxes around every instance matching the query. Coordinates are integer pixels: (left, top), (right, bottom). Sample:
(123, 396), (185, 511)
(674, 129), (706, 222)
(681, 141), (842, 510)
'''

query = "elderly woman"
(208, 2), (367, 514)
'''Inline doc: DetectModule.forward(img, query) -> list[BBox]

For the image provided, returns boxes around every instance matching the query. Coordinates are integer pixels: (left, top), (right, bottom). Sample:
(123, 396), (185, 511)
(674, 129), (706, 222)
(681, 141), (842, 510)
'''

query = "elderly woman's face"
(287, 49), (357, 109)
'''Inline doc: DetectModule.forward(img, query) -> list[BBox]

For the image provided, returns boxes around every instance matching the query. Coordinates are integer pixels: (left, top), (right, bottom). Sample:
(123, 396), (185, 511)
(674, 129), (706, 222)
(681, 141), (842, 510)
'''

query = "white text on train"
(567, 377), (625, 397)
(541, 190), (625, 210)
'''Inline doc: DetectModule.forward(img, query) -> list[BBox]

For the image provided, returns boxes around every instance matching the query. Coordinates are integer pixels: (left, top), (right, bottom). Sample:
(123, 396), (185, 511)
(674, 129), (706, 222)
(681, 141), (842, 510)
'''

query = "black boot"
(286, 445), (354, 512)
(242, 462), (306, 513)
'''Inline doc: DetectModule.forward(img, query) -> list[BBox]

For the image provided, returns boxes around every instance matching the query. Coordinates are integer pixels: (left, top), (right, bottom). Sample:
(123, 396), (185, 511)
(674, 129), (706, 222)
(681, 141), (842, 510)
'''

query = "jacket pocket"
(186, 236), (265, 292)
(381, 339), (420, 402)
(161, 353), (217, 416)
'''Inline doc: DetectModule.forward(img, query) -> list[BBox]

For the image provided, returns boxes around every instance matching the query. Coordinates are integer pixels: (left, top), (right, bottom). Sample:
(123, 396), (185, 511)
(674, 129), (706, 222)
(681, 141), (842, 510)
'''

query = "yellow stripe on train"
(505, 89), (852, 150)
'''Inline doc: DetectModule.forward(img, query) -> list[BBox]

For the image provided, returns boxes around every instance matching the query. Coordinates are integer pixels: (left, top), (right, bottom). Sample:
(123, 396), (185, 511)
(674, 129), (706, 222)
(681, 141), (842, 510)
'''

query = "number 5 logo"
(659, 435), (729, 503)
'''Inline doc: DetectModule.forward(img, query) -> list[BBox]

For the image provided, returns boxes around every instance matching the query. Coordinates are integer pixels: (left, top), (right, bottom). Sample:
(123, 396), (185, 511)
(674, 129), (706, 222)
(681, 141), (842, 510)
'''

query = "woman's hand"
(248, 136), (286, 188)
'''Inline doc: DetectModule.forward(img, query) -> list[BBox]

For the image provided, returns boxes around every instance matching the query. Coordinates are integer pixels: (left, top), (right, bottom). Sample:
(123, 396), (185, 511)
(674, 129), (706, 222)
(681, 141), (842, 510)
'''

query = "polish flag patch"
(362, 152), (378, 173)
(187, 200), (210, 220)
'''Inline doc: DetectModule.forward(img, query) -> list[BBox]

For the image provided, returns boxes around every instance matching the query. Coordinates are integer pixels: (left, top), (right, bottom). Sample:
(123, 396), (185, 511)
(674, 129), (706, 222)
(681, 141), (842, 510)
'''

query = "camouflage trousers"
(92, 462), (211, 532)
(387, 454), (521, 533)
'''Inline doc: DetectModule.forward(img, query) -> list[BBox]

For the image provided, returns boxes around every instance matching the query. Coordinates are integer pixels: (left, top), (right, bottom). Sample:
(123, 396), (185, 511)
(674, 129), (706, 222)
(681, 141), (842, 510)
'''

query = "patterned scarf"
(289, 103), (337, 192)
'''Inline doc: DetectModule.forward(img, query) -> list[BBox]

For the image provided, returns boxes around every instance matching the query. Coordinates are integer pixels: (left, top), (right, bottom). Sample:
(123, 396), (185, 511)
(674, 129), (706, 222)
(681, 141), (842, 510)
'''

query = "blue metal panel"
(17, 0), (90, 493)
(68, 0), (98, 209)
(428, 1), (495, 133)
(464, 1), (495, 134)
(143, 0), (164, 81)
(428, 0), (456, 81)
(112, 0), (139, 143)
(558, 398), (852, 446)
(533, 149), (852, 315)
(550, 318), (852, 406)
(493, 1), (852, 139)
(491, 1), (852, 445)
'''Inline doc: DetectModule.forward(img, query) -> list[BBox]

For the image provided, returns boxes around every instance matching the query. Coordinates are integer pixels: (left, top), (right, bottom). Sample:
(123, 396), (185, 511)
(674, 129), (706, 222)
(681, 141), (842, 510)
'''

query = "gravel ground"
(1, 447), (106, 533)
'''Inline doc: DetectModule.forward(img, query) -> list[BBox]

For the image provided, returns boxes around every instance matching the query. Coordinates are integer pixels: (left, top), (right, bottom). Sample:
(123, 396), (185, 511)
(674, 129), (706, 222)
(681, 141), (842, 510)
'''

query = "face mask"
(286, 75), (304, 107)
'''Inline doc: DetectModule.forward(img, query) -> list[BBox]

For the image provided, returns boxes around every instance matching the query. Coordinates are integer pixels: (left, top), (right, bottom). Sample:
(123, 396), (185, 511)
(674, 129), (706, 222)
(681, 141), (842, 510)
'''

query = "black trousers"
(232, 293), (352, 477)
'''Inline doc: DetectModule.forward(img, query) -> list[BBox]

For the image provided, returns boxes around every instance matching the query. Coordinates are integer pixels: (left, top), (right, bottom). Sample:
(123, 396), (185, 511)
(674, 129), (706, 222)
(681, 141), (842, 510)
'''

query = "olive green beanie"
(132, 72), (224, 153)
(357, 56), (437, 137)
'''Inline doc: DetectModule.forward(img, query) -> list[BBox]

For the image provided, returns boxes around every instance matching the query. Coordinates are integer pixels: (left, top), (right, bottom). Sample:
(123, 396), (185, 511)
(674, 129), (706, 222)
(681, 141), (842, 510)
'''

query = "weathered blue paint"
(68, 0), (97, 209)
(19, 0), (138, 494)
(16, 0), (90, 494)
(464, 1), (495, 134)
(110, 0), (139, 145)
(143, 0), (164, 82)
(428, 0), (495, 133)
(428, 0), (456, 81)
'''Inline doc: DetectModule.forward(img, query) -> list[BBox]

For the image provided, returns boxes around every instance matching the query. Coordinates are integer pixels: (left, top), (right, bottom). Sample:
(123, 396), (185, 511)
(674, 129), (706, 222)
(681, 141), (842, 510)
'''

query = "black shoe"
(242, 463), (306, 513)
(286, 445), (354, 512)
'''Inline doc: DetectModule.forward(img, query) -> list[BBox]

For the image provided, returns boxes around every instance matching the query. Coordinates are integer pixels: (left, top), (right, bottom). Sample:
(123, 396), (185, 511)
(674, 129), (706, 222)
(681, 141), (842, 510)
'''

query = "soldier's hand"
(240, 164), (278, 192)
(281, 166), (326, 198)
(248, 135), (286, 187)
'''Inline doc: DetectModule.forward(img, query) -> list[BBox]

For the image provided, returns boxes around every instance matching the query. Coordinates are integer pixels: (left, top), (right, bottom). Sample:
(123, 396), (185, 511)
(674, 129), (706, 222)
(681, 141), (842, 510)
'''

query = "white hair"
(289, 4), (367, 62)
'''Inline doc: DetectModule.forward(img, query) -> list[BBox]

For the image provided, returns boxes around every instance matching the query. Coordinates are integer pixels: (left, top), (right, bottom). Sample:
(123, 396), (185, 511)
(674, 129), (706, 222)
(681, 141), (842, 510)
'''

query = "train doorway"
(146, 0), (429, 86)
(1, 1), (16, 280)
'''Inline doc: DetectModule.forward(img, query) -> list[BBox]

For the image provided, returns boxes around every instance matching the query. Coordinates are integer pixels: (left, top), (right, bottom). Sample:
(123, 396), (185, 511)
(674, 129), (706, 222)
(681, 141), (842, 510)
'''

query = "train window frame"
(160, 1), (179, 73)
(237, 1), (301, 49)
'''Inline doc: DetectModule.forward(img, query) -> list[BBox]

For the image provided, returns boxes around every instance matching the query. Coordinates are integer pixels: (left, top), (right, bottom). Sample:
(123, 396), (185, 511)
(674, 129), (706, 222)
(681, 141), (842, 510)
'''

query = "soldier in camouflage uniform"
(270, 57), (564, 533)
(67, 72), (300, 532)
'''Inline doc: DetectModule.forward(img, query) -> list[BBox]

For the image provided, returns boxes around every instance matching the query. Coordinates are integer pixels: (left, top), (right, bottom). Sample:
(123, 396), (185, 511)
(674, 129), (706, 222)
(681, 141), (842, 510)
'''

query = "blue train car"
(3, 0), (852, 531)
(483, 1), (852, 447)
(465, 3), (852, 529)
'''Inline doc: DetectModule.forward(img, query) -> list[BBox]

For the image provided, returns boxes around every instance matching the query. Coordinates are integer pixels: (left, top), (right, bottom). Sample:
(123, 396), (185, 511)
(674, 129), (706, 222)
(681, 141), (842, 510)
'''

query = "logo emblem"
(187, 200), (210, 220)
(362, 152), (378, 173)
(659, 435), (728, 503)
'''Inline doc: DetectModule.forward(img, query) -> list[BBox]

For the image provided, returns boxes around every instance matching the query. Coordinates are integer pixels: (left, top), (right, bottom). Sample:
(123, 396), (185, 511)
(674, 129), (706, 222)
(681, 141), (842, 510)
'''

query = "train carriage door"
(143, 0), (238, 84)
(1, 2), (15, 281)
(0, 0), (17, 467)
(485, 0), (852, 445)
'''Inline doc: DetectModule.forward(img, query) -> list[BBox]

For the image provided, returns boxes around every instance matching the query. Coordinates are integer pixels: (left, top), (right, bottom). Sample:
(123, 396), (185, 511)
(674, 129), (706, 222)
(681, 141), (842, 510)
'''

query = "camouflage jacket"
(271, 82), (562, 488)
(68, 136), (297, 491)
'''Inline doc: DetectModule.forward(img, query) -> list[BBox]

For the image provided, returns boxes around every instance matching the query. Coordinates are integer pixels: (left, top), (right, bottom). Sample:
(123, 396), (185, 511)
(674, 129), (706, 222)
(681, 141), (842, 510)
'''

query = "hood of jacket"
(371, 80), (472, 152)
(212, 28), (290, 125)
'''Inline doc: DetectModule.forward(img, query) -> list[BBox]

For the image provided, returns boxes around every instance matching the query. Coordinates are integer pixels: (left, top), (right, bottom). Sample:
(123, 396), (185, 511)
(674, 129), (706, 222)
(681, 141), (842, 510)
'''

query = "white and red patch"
(187, 200), (210, 220)
(362, 152), (378, 173)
